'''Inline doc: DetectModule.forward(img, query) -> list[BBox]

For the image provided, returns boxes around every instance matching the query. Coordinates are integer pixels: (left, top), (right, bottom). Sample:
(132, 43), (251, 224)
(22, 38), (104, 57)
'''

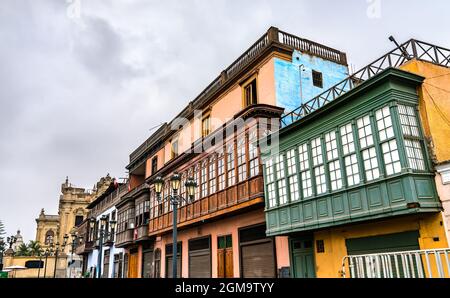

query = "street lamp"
(152, 173), (197, 278)
(37, 248), (45, 278)
(53, 235), (68, 278)
(6, 236), (16, 249)
(96, 216), (116, 278)
(43, 246), (53, 278)
(68, 232), (78, 278)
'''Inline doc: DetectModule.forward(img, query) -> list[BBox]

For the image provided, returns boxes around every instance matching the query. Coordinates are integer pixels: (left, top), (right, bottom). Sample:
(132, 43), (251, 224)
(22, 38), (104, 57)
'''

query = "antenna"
(149, 123), (165, 132)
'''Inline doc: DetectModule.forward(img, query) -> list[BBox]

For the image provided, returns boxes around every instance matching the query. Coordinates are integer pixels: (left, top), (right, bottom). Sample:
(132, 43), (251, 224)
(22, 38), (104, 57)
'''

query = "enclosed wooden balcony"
(115, 229), (134, 248)
(148, 175), (264, 236)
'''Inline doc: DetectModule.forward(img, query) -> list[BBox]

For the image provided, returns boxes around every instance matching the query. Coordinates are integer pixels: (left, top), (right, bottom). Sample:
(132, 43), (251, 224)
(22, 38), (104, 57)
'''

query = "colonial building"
(261, 40), (450, 278)
(34, 175), (112, 277)
(115, 27), (349, 278)
(75, 178), (128, 278)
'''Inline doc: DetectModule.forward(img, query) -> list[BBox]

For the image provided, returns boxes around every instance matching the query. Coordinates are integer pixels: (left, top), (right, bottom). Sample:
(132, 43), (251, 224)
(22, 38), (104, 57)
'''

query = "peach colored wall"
(145, 148), (166, 178)
(257, 57), (276, 106)
(137, 245), (143, 278)
(154, 207), (283, 278)
(275, 236), (290, 269)
(148, 56), (277, 167)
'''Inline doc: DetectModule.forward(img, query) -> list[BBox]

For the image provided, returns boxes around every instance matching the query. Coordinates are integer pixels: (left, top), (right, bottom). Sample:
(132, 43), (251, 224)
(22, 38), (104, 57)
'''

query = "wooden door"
(217, 235), (233, 278)
(225, 248), (233, 277)
(128, 252), (139, 278)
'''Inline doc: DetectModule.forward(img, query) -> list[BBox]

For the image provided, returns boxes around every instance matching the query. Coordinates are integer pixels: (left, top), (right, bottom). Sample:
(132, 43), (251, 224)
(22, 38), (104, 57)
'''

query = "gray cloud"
(1, 0), (449, 240)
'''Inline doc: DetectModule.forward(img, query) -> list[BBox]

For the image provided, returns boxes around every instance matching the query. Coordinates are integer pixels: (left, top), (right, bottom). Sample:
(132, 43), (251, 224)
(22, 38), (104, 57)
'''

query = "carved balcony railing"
(75, 240), (93, 255)
(281, 39), (450, 127)
(148, 175), (264, 236)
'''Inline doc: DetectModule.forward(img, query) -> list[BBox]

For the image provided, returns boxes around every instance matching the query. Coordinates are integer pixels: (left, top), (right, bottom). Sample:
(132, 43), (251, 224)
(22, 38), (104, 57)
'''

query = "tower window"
(312, 70), (323, 88)
(75, 215), (84, 227)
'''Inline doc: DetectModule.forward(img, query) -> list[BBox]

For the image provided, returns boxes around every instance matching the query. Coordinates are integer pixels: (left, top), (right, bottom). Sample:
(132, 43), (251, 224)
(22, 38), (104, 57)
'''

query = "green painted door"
(291, 237), (316, 278)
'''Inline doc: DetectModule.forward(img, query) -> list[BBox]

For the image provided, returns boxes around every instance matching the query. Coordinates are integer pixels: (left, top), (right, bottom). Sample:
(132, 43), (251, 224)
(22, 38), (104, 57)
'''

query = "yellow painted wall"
(2, 255), (67, 278)
(400, 60), (450, 163)
(313, 213), (448, 278)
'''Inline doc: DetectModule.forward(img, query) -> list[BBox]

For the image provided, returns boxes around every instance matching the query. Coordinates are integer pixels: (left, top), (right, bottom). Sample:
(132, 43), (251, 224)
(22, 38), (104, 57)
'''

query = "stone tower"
(35, 175), (113, 254)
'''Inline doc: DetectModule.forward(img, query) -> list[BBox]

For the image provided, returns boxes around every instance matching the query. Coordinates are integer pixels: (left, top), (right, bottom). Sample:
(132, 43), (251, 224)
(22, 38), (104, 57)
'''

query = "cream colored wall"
(35, 221), (58, 245)
(2, 255), (67, 278)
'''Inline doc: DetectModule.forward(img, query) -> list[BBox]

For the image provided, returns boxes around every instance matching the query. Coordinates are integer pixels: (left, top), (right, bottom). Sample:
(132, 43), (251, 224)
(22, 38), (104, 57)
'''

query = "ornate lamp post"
(37, 248), (45, 278)
(43, 246), (52, 278)
(6, 236), (16, 250)
(68, 232), (78, 278)
(95, 216), (116, 278)
(152, 173), (197, 278)
(53, 235), (68, 278)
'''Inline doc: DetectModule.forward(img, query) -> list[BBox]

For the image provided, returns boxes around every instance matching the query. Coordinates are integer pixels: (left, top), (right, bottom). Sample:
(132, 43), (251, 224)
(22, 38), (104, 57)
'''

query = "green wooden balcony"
(261, 68), (443, 236)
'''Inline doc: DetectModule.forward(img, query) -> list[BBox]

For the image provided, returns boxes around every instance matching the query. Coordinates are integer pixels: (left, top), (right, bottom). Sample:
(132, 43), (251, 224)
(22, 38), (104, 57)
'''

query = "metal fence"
(281, 39), (450, 127)
(341, 249), (450, 278)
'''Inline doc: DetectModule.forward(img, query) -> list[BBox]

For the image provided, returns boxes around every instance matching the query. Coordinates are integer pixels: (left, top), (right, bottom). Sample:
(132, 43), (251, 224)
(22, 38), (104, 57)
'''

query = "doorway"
(291, 236), (316, 278)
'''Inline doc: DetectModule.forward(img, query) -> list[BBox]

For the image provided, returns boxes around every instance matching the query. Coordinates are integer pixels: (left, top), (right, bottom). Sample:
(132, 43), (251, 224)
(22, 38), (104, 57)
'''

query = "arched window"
(45, 230), (54, 245)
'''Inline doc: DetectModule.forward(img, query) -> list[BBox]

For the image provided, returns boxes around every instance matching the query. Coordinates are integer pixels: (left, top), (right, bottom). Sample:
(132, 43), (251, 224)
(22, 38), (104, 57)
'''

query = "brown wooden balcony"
(75, 240), (93, 255)
(148, 175), (264, 236)
(115, 229), (134, 248)
(135, 224), (149, 242)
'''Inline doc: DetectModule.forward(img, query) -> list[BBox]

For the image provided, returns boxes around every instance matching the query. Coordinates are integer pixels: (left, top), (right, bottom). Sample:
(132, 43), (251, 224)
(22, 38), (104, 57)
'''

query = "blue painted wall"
(274, 50), (349, 113)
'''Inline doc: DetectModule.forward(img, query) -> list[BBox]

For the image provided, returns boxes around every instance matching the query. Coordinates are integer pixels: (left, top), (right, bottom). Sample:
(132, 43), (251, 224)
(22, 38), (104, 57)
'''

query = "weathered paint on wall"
(274, 50), (348, 113)
(313, 213), (449, 278)
(400, 60), (450, 245)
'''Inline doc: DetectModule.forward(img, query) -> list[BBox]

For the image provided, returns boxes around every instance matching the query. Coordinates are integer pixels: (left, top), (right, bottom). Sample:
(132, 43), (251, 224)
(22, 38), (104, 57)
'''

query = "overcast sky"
(1, 0), (449, 241)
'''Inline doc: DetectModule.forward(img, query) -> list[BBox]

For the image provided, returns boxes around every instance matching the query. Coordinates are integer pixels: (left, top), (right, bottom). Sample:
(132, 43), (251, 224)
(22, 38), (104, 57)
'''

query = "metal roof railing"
(281, 39), (450, 127)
